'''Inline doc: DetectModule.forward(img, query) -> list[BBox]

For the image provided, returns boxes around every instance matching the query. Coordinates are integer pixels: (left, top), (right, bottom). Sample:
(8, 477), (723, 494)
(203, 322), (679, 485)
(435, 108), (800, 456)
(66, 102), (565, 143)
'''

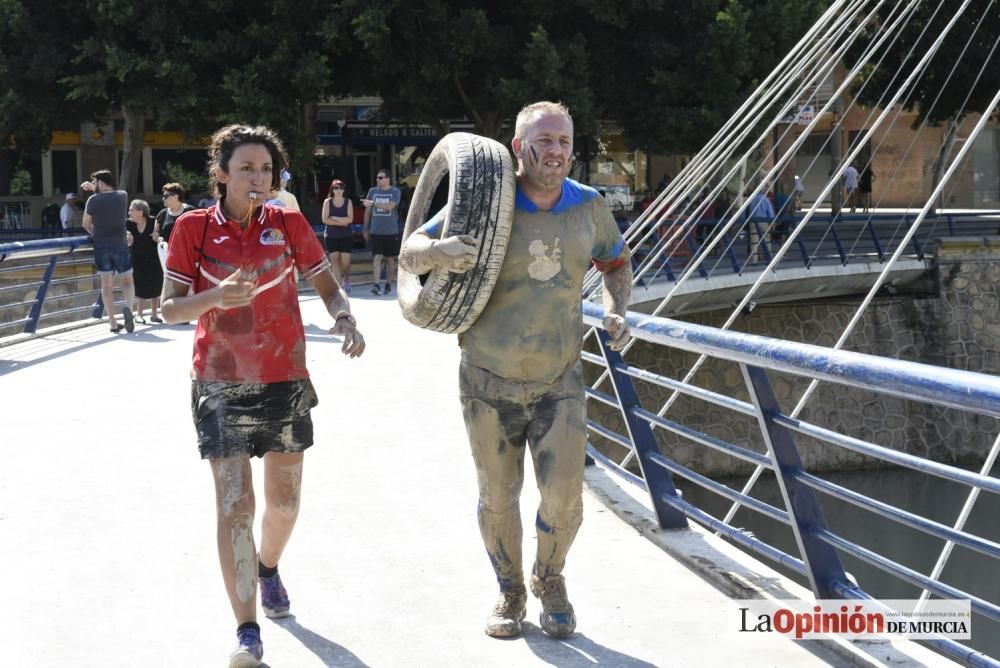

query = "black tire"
(397, 132), (515, 334)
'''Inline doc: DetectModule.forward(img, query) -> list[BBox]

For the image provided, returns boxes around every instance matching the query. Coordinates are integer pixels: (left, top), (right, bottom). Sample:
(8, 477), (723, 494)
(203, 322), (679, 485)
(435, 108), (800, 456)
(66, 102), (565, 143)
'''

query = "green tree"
(0, 1), (101, 193)
(174, 0), (341, 192)
(585, 0), (827, 155)
(63, 2), (171, 195)
(60, 0), (340, 196)
(330, 0), (825, 157)
(330, 1), (599, 140)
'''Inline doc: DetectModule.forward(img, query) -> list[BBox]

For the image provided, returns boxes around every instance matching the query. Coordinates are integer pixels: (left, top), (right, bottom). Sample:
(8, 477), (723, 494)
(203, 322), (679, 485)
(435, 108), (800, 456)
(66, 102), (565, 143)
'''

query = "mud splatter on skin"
(231, 514), (256, 602)
(274, 461), (303, 515)
(217, 457), (250, 517)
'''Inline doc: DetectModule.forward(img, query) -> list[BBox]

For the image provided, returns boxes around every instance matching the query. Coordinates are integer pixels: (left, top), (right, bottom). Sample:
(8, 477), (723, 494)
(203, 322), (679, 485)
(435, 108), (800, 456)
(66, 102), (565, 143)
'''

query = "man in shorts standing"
(362, 169), (401, 295)
(81, 170), (135, 333)
(400, 101), (632, 640)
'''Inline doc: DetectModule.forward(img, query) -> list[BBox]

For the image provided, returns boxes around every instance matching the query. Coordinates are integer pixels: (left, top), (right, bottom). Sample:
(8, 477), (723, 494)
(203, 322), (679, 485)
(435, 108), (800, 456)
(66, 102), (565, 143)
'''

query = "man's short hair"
(514, 101), (573, 139)
(90, 170), (115, 189)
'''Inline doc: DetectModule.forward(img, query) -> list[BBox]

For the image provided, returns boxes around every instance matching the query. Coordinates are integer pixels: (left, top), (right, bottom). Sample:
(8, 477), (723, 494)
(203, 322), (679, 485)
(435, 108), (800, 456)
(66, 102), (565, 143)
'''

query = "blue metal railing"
(0, 229), (380, 339)
(581, 301), (1000, 667)
(0, 235), (103, 336)
(628, 211), (1000, 285)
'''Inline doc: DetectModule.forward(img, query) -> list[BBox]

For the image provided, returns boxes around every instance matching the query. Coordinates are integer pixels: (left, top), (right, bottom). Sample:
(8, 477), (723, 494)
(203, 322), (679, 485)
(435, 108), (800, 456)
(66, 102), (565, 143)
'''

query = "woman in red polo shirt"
(161, 124), (365, 668)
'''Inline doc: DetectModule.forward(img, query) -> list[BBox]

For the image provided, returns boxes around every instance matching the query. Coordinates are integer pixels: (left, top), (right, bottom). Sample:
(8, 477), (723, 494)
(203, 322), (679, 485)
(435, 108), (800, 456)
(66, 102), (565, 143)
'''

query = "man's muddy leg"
(527, 394), (587, 579)
(461, 394), (529, 592)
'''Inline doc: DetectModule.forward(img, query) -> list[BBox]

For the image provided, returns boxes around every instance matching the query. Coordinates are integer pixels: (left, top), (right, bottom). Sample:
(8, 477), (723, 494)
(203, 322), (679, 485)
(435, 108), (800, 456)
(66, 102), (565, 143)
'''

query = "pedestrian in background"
(156, 182), (194, 243)
(125, 199), (163, 323)
(859, 164), (875, 213)
(362, 169), (401, 295)
(322, 179), (355, 294)
(81, 170), (135, 333)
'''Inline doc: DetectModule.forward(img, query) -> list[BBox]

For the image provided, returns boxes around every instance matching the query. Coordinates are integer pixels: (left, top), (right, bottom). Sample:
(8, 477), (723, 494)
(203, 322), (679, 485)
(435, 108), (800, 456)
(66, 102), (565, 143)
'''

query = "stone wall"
(586, 236), (1000, 476)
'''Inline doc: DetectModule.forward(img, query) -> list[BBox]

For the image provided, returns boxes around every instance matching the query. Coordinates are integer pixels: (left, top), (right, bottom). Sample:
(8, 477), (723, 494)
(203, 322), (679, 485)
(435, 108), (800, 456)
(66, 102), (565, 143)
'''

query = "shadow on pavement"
(523, 626), (659, 667)
(272, 615), (370, 667)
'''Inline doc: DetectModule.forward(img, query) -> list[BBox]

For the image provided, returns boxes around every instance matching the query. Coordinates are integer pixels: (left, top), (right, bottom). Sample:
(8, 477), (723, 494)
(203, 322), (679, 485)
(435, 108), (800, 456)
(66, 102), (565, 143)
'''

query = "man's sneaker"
(260, 571), (290, 618)
(383, 282), (392, 295)
(228, 627), (263, 668)
(530, 574), (576, 638)
(122, 306), (135, 333)
(343, 279), (351, 295)
(370, 284), (382, 296)
(484, 588), (527, 638)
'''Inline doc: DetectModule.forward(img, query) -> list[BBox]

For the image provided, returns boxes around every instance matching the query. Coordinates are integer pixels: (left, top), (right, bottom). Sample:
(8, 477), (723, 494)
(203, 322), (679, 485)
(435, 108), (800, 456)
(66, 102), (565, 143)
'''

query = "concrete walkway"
(0, 293), (952, 667)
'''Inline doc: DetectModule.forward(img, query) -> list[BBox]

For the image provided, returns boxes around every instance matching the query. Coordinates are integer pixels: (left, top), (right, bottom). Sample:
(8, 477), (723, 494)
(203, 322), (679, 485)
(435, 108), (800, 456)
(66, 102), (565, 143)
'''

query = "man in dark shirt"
(81, 170), (135, 332)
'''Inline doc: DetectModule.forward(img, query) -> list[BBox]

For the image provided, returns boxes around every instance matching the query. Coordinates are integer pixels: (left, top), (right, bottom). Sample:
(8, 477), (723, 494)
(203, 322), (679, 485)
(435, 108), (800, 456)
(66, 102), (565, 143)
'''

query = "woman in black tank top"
(322, 179), (355, 293)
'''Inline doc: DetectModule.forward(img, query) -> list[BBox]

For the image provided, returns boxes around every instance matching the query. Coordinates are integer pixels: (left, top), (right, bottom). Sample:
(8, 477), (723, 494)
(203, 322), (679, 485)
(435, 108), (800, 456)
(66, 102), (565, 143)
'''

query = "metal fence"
(581, 301), (999, 667)
(0, 236), (106, 337)
(629, 211), (1000, 284)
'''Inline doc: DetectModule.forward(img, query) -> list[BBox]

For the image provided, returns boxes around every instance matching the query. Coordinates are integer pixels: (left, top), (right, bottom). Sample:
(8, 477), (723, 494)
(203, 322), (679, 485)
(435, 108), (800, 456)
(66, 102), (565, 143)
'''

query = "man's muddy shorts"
(458, 361), (585, 415)
(190, 378), (319, 460)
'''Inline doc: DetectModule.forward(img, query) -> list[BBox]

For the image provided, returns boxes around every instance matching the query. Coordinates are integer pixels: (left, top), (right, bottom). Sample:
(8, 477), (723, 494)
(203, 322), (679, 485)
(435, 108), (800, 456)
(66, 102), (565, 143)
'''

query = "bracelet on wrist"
(334, 312), (356, 327)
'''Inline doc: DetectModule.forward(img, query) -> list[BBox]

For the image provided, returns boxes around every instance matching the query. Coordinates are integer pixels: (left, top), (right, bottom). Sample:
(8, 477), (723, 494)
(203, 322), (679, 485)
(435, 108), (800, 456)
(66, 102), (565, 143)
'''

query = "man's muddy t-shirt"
(456, 179), (624, 383)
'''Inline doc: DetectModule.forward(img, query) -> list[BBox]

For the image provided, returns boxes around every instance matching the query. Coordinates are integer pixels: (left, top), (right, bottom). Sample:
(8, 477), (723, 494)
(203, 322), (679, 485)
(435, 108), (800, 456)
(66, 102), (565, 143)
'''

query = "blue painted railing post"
(720, 229), (741, 274)
(597, 329), (688, 530)
(830, 223), (848, 265)
(23, 255), (58, 334)
(741, 364), (850, 598)
(866, 219), (885, 262)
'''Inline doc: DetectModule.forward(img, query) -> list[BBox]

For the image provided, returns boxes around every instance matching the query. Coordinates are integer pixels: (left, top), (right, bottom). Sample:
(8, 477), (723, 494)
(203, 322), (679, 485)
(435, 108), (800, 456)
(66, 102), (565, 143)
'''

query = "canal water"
(675, 465), (999, 659)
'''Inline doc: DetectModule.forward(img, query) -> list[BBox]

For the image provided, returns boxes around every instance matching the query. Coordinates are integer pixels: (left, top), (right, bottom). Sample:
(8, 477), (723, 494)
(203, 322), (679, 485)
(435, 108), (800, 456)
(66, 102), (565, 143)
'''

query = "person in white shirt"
(267, 170), (300, 210)
(60, 193), (78, 230)
(843, 164), (860, 213)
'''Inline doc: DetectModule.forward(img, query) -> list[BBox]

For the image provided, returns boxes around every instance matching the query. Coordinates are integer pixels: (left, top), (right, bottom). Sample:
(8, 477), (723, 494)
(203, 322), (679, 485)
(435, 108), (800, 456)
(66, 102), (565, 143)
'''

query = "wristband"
(334, 312), (356, 327)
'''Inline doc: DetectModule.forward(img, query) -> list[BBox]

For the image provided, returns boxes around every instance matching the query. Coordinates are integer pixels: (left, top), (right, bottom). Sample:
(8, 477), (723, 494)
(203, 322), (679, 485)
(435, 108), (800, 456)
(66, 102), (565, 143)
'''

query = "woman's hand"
(216, 268), (255, 309)
(329, 314), (365, 358)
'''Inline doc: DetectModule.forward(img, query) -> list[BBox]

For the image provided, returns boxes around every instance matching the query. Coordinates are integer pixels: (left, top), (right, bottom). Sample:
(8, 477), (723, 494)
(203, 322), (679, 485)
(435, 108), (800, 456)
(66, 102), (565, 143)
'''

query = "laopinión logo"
(736, 598), (972, 640)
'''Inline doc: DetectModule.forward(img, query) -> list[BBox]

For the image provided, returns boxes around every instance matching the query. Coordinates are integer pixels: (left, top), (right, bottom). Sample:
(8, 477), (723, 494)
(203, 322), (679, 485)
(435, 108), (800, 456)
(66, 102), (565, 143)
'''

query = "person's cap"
(281, 170), (292, 182)
(65, 193), (77, 200)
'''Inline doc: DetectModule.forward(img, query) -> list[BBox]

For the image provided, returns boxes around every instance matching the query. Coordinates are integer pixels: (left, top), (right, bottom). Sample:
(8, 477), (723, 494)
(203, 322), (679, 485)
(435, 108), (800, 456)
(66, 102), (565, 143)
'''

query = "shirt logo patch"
(260, 228), (286, 245)
(527, 237), (562, 282)
(212, 236), (229, 244)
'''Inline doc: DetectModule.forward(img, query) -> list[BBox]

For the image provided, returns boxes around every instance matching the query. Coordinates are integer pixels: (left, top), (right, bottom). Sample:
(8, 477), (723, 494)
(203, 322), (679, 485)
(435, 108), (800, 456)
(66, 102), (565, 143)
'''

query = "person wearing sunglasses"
(322, 179), (355, 293)
(361, 170), (401, 295)
(156, 182), (194, 244)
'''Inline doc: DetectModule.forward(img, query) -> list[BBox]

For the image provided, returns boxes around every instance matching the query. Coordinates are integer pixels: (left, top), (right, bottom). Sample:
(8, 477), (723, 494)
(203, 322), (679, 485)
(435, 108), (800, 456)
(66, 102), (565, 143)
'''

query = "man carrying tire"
(400, 101), (632, 640)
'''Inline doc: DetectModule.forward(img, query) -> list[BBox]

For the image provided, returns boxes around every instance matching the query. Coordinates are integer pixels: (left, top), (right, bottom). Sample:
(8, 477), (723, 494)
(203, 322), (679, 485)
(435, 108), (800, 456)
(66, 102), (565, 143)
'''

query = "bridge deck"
(0, 294), (949, 666)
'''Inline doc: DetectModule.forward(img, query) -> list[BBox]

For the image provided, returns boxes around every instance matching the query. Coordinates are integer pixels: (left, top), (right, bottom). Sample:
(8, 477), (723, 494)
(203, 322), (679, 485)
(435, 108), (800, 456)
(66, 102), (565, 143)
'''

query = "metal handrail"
(581, 301), (999, 666)
(0, 236), (102, 336)
(631, 210), (1000, 285)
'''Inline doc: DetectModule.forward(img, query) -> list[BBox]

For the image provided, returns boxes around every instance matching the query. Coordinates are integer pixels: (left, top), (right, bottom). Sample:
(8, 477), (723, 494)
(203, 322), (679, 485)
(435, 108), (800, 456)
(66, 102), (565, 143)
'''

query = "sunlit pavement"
(0, 293), (951, 667)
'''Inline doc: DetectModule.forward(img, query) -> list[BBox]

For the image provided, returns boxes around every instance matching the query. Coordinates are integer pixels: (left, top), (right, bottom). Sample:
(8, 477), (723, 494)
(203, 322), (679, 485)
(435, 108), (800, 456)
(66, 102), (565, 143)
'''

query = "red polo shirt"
(165, 203), (329, 383)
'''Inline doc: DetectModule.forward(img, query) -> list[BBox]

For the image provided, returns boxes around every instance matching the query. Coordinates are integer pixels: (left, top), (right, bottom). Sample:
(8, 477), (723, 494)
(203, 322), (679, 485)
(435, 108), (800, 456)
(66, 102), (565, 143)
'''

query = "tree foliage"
(330, 1), (599, 140)
(0, 0), (829, 193)
(330, 0), (825, 153)
(846, 1), (1000, 125)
